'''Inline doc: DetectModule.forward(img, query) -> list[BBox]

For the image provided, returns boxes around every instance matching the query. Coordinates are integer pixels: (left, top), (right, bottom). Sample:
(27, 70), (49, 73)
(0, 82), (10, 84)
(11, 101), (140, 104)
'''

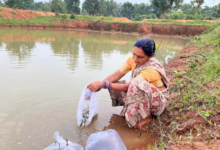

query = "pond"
(0, 29), (189, 150)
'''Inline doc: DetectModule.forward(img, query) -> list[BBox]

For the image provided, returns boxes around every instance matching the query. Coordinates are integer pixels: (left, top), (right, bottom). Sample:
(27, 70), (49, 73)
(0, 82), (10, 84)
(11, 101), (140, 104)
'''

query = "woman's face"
(133, 47), (150, 67)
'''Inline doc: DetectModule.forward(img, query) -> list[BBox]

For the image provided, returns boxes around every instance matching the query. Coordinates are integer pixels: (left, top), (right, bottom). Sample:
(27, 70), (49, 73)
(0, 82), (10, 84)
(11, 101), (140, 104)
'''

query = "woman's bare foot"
(135, 115), (152, 129)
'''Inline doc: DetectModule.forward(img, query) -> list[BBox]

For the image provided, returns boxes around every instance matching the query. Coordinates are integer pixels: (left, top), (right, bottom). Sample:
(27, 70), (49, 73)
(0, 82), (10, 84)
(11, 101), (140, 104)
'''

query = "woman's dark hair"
(134, 37), (155, 57)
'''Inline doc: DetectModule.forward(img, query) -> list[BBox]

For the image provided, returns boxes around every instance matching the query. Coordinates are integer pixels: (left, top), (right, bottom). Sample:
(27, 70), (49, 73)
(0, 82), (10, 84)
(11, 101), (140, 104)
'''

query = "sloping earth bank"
(0, 7), (54, 19)
(147, 45), (220, 150)
(0, 7), (210, 36)
(0, 20), (210, 36)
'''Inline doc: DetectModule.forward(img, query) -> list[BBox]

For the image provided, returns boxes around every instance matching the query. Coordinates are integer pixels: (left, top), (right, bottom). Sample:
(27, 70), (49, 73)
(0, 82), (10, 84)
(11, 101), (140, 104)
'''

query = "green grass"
(143, 19), (216, 26)
(75, 15), (113, 22)
(185, 20), (216, 26)
(0, 16), (57, 26)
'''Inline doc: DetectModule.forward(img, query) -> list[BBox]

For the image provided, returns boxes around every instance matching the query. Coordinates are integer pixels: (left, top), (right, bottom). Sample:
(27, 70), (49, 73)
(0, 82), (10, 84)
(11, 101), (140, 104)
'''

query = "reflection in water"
(0, 29), (189, 150)
(50, 36), (80, 70)
(0, 29), (189, 70)
(5, 42), (35, 62)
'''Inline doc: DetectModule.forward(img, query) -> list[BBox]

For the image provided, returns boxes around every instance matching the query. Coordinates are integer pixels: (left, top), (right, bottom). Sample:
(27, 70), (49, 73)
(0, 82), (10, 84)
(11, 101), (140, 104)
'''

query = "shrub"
(186, 14), (195, 20)
(55, 12), (59, 17)
(61, 14), (68, 19)
(11, 11), (16, 14)
(194, 13), (202, 20)
(170, 12), (186, 20)
(149, 14), (157, 19)
(135, 14), (142, 21)
(141, 14), (148, 19)
(70, 13), (75, 19)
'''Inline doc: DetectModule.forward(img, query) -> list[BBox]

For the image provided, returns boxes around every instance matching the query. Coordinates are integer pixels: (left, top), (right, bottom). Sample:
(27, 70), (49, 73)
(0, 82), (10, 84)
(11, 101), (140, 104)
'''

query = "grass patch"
(0, 16), (57, 26)
(185, 20), (215, 26)
(144, 19), (216, 26)
(75, 15), (113, 22)
(0, 7), (3, 11)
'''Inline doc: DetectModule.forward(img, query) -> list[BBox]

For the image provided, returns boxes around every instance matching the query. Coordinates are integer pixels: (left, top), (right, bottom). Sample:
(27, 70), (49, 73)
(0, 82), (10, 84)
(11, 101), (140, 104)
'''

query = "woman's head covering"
(134, 37), (155, 57)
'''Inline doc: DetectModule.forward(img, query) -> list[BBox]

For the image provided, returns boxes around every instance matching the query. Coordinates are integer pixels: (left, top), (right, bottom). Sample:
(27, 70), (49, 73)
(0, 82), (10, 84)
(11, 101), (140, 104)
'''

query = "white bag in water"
(43, 132), (83, 150)
(77, 87), (98, 127)
(85, 129), (127, 150)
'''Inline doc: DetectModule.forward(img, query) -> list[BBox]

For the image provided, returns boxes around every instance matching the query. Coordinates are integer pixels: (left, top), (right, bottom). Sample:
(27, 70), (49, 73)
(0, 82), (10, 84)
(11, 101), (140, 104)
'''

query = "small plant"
(170, 74), (185, 96)
(70, 13), (75, 19)
(61, 14), (68, 19)
(200, 110), (212, 121)
(11, 11), (16, 14)
(0, 7), (3, 11)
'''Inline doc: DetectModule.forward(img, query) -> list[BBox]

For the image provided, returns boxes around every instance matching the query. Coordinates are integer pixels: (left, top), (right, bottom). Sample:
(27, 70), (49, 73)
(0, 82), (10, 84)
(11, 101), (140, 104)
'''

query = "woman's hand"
(87, 81), (104, 92)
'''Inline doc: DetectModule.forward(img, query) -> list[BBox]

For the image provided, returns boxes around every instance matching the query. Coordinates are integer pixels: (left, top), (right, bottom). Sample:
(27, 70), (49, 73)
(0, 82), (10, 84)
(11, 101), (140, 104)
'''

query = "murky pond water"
(0, 29), (189, 150)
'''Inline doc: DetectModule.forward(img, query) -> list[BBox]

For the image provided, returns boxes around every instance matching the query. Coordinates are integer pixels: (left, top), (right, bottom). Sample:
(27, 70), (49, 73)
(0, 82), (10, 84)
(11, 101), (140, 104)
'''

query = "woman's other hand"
(87, 81), (104, 92)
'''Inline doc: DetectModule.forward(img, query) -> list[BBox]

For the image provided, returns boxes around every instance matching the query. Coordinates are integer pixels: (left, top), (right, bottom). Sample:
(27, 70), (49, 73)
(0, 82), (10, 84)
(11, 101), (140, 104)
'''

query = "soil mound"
(0, 7), (55, 19)
(112, 17), (131, 22)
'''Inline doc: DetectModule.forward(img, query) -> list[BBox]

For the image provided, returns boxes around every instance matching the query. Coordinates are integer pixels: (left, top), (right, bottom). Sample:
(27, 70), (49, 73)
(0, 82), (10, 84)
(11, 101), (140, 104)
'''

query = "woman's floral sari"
(109, 57), (169, 127)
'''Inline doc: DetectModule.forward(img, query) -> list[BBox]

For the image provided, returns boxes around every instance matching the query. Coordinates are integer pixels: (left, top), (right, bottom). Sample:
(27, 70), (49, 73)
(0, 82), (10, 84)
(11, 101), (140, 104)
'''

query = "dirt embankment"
(0, 20), (210, 36)
(0, 7), (54, 19)
(85, 21), (210, 36)
(0, 7), (210, 36)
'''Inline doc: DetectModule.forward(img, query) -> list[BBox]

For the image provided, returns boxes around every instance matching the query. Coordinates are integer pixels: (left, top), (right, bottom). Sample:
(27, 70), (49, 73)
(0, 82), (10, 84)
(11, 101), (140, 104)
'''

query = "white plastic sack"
(77, 87), (99, 127)
(43, 132), (84, 150)
(85, 129), (127, 150)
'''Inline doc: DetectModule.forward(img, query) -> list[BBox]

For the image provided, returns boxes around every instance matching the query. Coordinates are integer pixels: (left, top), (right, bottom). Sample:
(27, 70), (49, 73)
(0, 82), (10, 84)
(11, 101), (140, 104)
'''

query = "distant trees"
(215, 4), (220, 18)
(150, 0), (183, 19)
(5, 0), (34, 9)
(121, 2), (134, 20)
(51, 0), (67, 13)
(134, 3), (151, 17)
(64, 0), (80, 14)
(191, 0), (204, 8)
(82, 0), (106, 15)
(32, 2), (51, 11)
(105, 0), (118, 16)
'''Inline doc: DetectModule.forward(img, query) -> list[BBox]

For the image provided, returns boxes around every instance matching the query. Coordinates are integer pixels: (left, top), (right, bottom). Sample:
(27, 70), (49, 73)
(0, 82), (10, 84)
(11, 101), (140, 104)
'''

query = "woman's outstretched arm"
(87, 69), (130, 92)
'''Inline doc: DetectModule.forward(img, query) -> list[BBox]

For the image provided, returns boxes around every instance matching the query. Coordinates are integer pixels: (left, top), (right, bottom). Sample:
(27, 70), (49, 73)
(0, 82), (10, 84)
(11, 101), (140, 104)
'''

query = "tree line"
(1, 0), (220, 20)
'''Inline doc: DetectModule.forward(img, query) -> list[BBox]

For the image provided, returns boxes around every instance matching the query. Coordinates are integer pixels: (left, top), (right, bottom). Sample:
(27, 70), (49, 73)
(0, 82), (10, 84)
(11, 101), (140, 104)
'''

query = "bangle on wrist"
(103, 81), (107, 89)
(108, 82), (111, 90)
